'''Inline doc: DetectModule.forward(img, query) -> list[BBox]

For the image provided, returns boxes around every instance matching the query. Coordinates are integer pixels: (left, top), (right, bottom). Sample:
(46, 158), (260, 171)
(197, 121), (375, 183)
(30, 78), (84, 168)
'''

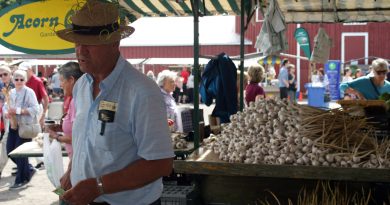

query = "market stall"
(174, 98), (390, 204)
(2, 1), (390, 204)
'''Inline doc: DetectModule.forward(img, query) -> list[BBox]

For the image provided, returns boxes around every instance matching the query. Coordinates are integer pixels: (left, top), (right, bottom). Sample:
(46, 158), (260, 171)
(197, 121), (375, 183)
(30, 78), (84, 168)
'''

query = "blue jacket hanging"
(200, 53), (237, 123)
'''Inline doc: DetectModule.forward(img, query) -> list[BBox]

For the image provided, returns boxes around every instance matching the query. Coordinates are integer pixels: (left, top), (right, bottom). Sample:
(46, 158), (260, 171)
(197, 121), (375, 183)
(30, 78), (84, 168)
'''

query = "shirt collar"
(85, 56), (126, 91)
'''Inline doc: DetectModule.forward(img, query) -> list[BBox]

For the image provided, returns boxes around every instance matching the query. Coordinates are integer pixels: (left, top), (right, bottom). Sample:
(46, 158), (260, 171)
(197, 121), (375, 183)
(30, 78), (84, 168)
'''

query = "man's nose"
(76, 44), (89, 54)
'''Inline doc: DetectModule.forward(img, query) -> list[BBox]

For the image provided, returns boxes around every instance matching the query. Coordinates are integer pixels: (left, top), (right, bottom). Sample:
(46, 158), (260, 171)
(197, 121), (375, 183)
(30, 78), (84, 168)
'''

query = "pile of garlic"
(171, 133), (188, 149)
(206, 98), (390, 168)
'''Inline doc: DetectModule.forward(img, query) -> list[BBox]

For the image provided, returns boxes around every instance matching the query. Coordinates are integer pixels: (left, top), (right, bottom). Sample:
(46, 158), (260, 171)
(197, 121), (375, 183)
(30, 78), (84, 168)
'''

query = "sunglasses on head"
(376, 70), (387, 75)
(14, 78), (24, 82)
(0, 73), (8, 77)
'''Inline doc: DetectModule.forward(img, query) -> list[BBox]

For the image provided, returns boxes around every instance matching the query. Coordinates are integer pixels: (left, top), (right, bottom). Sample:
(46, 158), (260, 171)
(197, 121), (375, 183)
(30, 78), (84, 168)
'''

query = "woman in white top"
(311, 68), (329, 87)
(6, 69), (39, 189)
(342, 67), (353, 83)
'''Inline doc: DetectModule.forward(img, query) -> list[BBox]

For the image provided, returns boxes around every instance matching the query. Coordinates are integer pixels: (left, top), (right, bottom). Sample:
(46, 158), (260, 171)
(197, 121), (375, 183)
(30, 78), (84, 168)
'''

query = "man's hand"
(355, 92), (366, 100)
(60, 168), (72, 191)
(8, 107), (16, 115)
(61, 178), (100, 205)
(347, 88), (365, 100)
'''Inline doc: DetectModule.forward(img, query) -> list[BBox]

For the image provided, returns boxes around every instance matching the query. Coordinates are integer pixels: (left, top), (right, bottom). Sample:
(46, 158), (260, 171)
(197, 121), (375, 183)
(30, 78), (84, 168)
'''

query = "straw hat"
(56, 0), (135, 45)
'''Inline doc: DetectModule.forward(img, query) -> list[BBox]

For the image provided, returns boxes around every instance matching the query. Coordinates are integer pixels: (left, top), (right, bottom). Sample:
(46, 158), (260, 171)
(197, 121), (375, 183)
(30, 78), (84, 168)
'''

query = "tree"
(0, 0), (22, 10)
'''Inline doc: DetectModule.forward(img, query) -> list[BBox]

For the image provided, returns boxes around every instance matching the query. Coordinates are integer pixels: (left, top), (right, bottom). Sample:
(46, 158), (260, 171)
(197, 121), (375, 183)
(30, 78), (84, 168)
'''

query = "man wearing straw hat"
(56, 1), (173, 204)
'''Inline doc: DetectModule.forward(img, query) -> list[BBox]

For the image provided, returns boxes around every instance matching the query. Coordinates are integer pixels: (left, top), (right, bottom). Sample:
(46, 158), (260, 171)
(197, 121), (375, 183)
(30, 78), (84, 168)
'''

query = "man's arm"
(62, 157), (173, 204)
(61, 158), (72, 190)
(39, 94), (49, 126)
(103, 158), (173, 193)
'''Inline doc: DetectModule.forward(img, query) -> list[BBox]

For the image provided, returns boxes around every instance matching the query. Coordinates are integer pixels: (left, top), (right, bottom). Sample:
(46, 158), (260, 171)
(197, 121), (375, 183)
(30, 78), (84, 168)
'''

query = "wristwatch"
(96, 176), (104, 195)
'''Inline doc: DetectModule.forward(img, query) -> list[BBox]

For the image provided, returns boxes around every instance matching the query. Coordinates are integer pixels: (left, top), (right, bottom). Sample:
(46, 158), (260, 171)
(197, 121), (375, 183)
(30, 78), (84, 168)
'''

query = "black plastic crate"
(364, 107), (389, 139)
(161, 185), (198, 205)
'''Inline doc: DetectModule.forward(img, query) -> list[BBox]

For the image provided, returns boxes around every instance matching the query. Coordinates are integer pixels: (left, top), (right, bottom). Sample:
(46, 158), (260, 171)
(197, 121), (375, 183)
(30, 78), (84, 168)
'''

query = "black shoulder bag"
(369, 77), (381, 99)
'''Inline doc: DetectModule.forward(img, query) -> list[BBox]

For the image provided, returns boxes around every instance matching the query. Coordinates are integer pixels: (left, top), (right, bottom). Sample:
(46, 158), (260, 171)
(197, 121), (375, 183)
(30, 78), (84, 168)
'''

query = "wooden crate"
(337, 100), (386, 108)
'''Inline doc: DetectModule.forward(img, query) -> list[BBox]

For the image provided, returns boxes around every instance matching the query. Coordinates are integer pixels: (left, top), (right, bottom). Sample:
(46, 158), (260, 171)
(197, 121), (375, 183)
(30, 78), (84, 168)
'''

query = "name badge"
(98, 100), (117, 123)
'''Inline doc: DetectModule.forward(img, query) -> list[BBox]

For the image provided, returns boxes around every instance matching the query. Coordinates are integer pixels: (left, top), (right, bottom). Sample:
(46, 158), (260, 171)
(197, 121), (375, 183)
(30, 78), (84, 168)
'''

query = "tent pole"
(192, 0), (200, 150)
(239, 0), (245, 111)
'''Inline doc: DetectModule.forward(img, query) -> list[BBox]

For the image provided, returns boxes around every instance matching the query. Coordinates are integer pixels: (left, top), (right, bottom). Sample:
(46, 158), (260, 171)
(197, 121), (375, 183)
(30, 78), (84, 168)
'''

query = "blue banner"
(325, 60), (341, 100)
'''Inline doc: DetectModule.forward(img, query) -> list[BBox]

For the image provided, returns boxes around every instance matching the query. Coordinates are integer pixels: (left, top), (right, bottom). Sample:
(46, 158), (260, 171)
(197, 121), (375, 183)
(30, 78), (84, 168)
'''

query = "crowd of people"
(0, 1), (388, 204)
(153, 58), (300, 127)
(0, 62), (48, 189)
(340, 58), (390, 100)
(277, 59), (298, 103)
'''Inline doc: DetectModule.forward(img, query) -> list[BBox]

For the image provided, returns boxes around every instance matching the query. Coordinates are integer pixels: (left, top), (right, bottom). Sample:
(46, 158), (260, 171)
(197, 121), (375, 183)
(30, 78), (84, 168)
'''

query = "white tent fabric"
(0, 44), (75, 59)
(120, 16), (252, 47)
(119, 0), (242, 20)
(121, 0), (390, 23)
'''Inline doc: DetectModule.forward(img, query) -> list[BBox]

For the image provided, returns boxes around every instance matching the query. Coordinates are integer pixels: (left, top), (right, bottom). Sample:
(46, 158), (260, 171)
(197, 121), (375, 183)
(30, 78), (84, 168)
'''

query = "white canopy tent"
(0, 44), (75, 60)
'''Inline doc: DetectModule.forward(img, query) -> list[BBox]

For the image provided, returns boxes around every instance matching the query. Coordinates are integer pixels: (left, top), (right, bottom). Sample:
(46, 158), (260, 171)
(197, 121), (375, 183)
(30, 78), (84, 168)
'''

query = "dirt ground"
(0, 157), (70, 205)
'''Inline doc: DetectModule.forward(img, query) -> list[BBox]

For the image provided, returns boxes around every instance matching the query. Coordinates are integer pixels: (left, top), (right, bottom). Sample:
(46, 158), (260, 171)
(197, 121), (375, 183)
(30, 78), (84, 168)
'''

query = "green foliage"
(0, 0), (22, 9)
(379, 92), (390, 101)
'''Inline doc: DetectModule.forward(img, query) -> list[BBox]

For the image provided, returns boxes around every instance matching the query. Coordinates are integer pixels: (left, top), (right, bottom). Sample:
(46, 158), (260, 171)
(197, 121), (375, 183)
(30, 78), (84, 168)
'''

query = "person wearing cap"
(340, 58), (390, 100)
(56, 1), (173, 205)
(0, 65), (14, 179)
(18, 62), (49, 128)
(5, 69), (40, 189)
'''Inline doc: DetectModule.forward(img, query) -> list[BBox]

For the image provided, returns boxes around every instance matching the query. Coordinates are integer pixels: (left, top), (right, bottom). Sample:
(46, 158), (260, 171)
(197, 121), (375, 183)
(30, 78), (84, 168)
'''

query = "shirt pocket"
(94, 121), (131, 152)
(94, 121), (117, 151)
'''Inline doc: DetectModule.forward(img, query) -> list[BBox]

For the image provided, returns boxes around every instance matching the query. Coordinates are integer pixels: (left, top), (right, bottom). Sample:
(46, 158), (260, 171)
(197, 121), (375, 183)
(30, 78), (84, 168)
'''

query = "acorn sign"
(0, 0), (83, 54)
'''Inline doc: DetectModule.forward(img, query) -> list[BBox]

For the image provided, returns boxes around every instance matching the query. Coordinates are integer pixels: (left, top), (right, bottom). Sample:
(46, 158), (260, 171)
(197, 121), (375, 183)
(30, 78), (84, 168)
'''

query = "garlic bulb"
(203, 98), (390, 169)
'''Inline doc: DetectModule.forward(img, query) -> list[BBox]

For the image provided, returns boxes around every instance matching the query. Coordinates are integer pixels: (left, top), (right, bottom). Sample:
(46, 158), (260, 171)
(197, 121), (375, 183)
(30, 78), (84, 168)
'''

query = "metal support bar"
(192, 0), (200, 150)
(239, 0), (245, 111)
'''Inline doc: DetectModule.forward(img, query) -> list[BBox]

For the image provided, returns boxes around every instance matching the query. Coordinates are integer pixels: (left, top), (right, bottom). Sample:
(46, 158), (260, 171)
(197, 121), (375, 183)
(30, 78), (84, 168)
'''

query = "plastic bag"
(310, 28), (333, 64)
(43, 133), (64, 188)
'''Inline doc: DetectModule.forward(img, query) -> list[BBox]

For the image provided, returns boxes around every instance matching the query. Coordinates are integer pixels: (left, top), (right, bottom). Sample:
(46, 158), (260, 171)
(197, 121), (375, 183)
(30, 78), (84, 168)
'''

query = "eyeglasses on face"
(376, 70), (387, 75)
(0, 73), (8, 77)
(14, 78), (24, 82)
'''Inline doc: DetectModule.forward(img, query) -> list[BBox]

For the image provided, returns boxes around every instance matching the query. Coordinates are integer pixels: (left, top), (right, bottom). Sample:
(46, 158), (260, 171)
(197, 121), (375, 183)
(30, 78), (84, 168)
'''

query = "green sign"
(329, 62), (337, 70)
(294, 27), (311, 59)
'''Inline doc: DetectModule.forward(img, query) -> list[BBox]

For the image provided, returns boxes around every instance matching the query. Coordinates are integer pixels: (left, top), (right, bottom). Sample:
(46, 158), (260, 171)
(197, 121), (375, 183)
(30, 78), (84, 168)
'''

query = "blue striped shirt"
(71, 56), (174, 205)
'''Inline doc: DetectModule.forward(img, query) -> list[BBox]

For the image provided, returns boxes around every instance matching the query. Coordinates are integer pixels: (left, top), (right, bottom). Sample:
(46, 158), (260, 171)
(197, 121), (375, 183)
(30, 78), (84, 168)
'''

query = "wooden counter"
(175, 147), (390, 182)
(174, 147), (390, 204)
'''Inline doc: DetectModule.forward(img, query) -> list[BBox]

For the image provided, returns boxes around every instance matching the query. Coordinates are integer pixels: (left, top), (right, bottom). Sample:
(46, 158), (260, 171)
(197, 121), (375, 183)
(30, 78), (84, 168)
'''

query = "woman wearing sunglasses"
(340, 58), (390, 100)
(0, 65), (14, 179)
(5, 69), (39, 189)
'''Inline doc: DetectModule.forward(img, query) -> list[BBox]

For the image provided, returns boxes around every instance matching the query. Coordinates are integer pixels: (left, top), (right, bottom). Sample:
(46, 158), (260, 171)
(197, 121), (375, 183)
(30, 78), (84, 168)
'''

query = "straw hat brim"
(56, 25), (135, 45)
